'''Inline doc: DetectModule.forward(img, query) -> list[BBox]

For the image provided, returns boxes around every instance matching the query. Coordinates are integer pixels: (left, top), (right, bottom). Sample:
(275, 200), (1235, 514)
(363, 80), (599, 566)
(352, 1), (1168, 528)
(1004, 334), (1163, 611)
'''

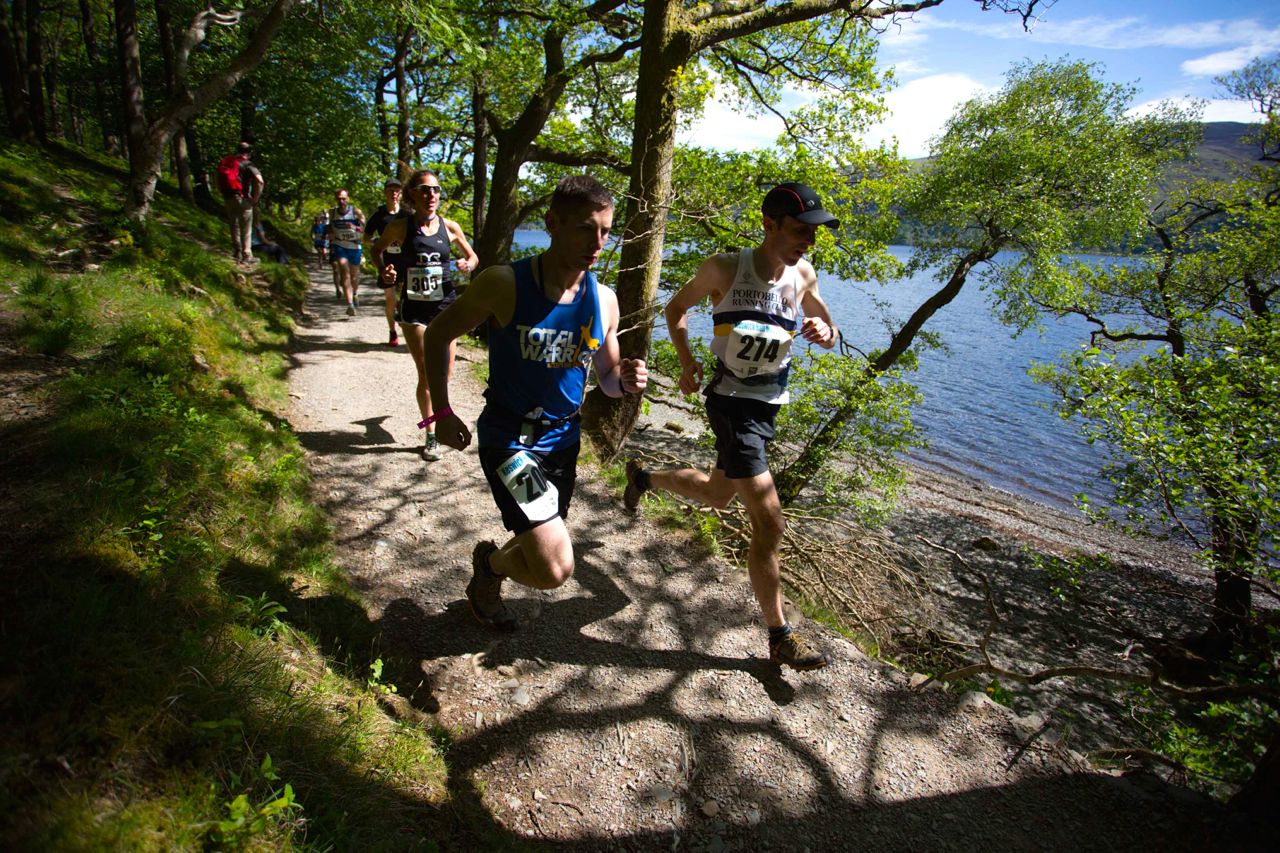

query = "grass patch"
(0, 139), (465, 849)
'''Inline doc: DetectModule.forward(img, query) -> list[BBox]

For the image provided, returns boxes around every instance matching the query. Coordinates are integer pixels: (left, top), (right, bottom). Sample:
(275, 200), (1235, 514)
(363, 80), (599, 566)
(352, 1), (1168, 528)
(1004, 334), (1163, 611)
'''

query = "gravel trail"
(287, 266), (1222, 850)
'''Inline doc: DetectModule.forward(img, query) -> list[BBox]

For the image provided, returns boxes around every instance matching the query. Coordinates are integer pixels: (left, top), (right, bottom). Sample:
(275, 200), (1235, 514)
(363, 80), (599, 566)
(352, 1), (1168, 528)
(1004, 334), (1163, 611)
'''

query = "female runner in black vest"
(372, 169), (480, 460)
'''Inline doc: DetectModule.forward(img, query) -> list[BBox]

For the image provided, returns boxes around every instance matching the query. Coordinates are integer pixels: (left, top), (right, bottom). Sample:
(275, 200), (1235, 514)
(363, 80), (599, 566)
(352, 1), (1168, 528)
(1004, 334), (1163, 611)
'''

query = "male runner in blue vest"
(423, 175), (647, 630)
(622, 182), (840, 671)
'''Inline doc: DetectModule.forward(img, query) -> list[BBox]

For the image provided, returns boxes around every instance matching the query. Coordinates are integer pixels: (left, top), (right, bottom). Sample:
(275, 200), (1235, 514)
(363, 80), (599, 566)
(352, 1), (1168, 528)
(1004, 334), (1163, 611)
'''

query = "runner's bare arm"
(594, 286), (647, 397)
(664, 254), (733, 395)
(798, 266), (837, 348)
(423, 266), (516, 449)
(372, 218), (407, 285)
(445, 219), (480, 273)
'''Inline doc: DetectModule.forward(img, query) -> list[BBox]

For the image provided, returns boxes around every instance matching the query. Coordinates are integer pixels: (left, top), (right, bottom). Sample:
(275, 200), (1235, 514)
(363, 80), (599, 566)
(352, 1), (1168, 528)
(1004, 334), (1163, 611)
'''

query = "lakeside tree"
(1013, 56), (1280, 650)
(582, 0), (1052, 456)
(771, 59), (1195, 506)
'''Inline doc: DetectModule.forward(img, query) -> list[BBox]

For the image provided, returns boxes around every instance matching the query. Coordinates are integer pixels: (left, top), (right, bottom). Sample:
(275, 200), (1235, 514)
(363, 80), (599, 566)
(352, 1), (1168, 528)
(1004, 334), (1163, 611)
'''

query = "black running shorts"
(478, 442), (580, 535)
(705, 392), (780, 480)
(397, 291), (457, 327)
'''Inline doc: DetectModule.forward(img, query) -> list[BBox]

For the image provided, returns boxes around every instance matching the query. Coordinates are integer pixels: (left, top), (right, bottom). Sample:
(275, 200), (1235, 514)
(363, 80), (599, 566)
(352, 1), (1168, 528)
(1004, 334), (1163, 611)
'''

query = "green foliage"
(773, 350), (922, 522)
(984, 679), (1017, 708)
(15, 272), (88, 354)
(1128, 628), (1279, 798)
(238, 594), (290, 638)
(1030, 550), (1113, 602)
(1, 140), (449, 849)
(1033, 323), (1280, 569)
(209, 754), (303, 848)
(1014, 60), (1280, 611)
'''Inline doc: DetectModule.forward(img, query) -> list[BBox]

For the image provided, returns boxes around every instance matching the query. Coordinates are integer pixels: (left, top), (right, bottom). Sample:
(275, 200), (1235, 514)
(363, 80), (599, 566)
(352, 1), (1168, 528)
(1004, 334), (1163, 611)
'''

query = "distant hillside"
(1172, 121), (1266, 183)
(894, 121), (1267, 245)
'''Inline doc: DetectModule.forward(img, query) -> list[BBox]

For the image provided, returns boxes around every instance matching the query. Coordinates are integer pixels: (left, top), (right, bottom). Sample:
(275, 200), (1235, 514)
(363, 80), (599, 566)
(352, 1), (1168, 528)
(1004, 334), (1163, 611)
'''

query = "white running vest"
(707, 248), (800, 405)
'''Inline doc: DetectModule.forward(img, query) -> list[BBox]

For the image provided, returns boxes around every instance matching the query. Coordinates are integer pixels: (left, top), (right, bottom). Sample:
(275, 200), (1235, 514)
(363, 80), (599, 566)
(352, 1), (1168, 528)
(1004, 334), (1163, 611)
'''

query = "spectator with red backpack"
(217, 141), (264, 264)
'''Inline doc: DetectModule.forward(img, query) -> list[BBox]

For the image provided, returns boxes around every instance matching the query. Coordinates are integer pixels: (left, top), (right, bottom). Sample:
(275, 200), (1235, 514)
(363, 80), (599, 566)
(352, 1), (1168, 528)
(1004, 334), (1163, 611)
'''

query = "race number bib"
(406, 264), (444, 301)
(332, 226), (359, 242)
(497, 451), (560, 523)
(384, 242), (401, 255)
(723, 320), (793, 378)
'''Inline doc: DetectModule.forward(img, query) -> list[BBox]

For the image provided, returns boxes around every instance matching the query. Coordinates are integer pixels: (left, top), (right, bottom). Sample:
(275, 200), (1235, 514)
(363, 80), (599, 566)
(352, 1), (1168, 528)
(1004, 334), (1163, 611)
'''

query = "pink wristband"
(417, 406), (453, 429)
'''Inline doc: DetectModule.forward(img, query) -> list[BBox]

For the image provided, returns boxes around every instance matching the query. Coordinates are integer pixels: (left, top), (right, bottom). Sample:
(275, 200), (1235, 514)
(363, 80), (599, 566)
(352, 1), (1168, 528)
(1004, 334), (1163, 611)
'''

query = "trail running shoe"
(346, 302), (356, 317)
(623, 458), (648, 512)
(422, 433), (442, 462)
(769, 630), (829, 671)
(467, 541), (516, 630)
(389, 329), (399, 347)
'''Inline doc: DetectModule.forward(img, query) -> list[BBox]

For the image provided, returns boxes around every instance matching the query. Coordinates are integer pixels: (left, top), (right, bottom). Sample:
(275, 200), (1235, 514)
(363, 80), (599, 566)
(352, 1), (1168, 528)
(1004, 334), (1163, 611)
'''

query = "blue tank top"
(477, 256), (604, 452)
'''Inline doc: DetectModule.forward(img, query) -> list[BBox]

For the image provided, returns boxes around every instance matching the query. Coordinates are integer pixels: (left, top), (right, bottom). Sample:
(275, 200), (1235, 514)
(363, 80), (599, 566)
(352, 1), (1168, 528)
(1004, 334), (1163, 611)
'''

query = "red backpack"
(216, 154), (244, 197)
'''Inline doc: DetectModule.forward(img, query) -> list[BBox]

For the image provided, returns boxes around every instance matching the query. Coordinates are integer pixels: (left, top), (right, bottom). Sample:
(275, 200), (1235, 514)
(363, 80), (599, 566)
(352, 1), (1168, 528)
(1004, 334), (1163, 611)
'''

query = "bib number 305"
(498, 451), (559, 523)
(407, 264), (444, 301)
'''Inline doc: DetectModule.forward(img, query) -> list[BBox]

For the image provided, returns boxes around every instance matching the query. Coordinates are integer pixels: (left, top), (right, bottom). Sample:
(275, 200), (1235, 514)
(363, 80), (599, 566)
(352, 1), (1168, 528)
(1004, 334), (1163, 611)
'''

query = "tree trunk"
(374, 73), (391, 175)
(25, 0), (48, 142)
(394, 25), (412, 174)
(114, 0), (148, 211)
(475, 144), (527, 268)
(0, 8), (34, 140)
(581, 0), (683, 460)
(77, 0), (117, 154)
(43, 1), (66, 139)
(1204, 499), (1258, 651)
(173, 130), (193, 199)
(152, 0), (191, 198)
(186, 125), (215, 208)
(1230, 731), (1280, 836)
(474, 26), (576, 271)
(470, 77), (488, 238)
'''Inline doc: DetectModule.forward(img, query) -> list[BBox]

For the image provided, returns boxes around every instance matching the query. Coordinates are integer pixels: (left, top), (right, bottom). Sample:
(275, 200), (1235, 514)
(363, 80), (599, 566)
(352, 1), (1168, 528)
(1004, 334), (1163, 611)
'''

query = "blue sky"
(682, 0), (1280, 158)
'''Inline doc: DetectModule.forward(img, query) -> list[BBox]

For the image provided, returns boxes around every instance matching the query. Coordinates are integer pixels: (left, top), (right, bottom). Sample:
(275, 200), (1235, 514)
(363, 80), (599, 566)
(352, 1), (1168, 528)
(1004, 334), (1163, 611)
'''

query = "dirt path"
(287, 267), (1222, 850)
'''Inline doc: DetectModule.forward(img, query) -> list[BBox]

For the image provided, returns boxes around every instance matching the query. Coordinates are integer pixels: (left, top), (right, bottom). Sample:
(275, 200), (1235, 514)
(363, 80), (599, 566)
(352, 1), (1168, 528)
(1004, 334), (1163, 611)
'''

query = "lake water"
(512, 231), (1107, 512)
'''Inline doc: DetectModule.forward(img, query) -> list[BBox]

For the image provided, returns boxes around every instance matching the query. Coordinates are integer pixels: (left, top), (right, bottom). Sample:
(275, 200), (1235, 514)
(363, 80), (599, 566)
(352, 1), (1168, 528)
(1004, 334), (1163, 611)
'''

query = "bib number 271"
(497, 451), (559, 523)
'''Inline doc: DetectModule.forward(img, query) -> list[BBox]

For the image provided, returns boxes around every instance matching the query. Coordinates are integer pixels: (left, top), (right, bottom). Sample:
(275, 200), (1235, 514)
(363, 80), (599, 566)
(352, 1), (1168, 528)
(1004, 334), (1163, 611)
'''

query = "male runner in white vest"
(624, 182), (840, 671)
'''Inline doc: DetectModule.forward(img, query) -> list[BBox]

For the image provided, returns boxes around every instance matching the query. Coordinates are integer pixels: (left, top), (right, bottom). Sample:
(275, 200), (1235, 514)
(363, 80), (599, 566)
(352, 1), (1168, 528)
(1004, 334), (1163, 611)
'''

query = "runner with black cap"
(622, 181), (841, 671)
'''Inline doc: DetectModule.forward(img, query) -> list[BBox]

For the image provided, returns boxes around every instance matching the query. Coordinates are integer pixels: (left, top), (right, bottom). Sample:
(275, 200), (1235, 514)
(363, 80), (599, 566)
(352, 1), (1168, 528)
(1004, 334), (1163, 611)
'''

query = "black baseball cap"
(384, 177), (402, 189)
(761, 182), (839, 228)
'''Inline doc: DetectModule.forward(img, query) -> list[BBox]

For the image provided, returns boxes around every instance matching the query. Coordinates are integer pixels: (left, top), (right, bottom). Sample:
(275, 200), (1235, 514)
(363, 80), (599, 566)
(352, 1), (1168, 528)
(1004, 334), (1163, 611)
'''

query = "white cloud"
(679, 96), (785, 152)
(1181, 47), (1261, 77)
(1202, 98), (1269, 123)
(865, 73), (994, 159)
(1131, 95), (1267, 124)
